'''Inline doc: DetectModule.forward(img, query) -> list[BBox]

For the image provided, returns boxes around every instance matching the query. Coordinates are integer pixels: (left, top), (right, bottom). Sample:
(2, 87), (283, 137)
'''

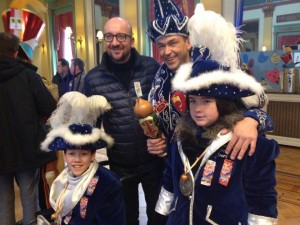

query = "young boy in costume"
(40, 92), (126, 225)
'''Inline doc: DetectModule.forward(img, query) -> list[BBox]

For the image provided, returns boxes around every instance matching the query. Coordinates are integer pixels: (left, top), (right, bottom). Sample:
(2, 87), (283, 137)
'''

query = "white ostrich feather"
(188, 3), (243, 69)
(49, 92), (111, 129)
(88, 95), (112, 125)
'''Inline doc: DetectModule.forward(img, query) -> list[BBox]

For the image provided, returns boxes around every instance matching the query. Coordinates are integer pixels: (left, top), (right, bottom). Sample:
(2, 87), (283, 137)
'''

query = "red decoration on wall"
(277, 35), (300, 50)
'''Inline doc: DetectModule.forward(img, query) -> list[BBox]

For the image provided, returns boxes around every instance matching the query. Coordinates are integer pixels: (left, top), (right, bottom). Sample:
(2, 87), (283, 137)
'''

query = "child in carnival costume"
(40, 91), (126, 225)
(154, 4), (279, 225)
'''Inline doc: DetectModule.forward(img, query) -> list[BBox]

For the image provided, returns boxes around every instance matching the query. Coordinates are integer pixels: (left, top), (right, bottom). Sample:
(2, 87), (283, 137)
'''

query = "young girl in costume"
(39, 91), (126, 225)
(154, 4), (279, 225)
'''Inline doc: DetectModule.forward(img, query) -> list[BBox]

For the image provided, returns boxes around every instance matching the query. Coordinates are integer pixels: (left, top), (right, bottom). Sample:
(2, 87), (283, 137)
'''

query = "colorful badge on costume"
(218, 159), (234, 186)
(134, 81), (142, 97)
(153, 98), (168, 114)
(171, 91), (187, 114)
(86, 176), (99, 196)
(80, 196), (88, 219)
(201, 160), (216, 186)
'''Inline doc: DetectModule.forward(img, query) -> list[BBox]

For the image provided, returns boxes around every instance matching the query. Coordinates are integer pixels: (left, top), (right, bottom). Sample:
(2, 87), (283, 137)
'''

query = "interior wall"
(0, 1), (9, 32)
(119, 0), (139, 52)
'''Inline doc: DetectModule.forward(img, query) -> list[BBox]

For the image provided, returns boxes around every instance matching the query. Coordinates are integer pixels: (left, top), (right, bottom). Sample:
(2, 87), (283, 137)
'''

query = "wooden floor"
(276, 145), (300, 225)
(14, 145), (300, 224)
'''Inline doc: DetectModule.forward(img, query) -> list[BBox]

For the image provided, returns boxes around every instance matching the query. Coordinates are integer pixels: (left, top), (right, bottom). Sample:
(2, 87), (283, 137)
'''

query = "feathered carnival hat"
(146, 0), (189, 42)
(172, 4), (265, 106)
(41, 92), (114, 152)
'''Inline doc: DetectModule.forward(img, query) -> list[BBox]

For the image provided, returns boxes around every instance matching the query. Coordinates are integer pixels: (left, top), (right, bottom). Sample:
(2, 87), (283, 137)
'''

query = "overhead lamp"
(96, 30), (103, 43)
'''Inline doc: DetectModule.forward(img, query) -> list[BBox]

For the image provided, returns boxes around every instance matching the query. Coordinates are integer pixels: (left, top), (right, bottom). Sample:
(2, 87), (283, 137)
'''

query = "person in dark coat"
(154, 5), (279, 225)
(69, 57), (86, 93)
(52, 58), (72, 97)
(0, 32), (57, 225)
(40, 91), (126, 225)
(84, 17), (164, 225)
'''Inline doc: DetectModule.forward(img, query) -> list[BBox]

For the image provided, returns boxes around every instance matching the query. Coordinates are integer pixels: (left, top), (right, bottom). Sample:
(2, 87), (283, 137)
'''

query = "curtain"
(54, 12), (74, 60)
(22, 10), (44, 41)
(2, 8), (44, 42)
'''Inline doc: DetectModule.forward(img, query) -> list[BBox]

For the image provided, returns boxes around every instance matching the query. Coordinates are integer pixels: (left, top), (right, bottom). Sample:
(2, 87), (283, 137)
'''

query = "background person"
(16, 43), (59, 213)
(85, 17), (164, 225)
(0, 32), (57, 225)
(70, 57), (86, 93)
(52, 58), (71, 97)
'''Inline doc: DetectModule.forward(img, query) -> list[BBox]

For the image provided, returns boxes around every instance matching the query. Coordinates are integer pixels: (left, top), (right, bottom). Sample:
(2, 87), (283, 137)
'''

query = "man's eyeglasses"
(103, 33), (132, 42)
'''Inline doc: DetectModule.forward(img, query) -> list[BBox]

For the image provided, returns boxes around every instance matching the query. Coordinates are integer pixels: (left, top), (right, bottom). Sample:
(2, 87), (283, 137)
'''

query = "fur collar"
(176, 112), (244, 144)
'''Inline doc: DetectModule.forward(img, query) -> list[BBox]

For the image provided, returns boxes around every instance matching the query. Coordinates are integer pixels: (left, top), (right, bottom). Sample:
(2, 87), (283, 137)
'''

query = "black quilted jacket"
(85, 48), (161, 168)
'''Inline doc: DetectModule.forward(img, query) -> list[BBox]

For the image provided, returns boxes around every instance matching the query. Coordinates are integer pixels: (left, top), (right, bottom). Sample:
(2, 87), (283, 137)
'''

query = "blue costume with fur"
(156, 133), (279, 225)
(154, 3), (279, 225)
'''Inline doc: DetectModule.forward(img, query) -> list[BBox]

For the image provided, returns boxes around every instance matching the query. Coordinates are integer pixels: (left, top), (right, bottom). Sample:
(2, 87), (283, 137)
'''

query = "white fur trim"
(41, 126), (114, 152)
(172, 64), (264, 97)
(172, 62), (193, 91)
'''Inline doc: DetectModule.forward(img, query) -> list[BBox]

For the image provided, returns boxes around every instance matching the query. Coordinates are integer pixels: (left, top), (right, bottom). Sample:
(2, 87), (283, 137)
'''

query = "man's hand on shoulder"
(221, 117), (258, 160)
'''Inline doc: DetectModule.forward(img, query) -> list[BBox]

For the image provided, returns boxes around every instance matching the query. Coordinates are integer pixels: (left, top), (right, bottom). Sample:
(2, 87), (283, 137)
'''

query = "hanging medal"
(180, 172), (193, 197)
(219, 159), (234, 186)
(179, 146), (210, 197)
(201, 160), (216, 186)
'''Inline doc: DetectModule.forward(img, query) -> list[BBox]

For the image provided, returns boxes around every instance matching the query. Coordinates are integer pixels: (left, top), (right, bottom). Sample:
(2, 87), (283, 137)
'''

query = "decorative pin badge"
(80, 197), (88, 219)
(87, 176), (99, 195)
(134, 81), (142, 97)
(219, 159), (234, 186)
(201, 160), (216, 186)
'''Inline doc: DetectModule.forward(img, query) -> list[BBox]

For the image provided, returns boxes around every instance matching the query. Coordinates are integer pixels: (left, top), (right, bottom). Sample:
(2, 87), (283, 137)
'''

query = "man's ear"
(131, 37), (135, 48)
(13, 51), (18, 59)
(186, 38), (192, 52)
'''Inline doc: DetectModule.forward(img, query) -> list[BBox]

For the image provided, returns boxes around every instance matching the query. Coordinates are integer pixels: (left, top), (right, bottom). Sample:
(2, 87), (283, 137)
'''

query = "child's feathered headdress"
(41, 92), (114, 152)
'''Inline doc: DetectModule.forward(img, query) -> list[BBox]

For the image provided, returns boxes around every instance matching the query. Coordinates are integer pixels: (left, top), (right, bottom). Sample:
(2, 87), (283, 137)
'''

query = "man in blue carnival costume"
(154, 4), (279, 225)
(146, 0), (273, 160)
(40, 91), (126, 225)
